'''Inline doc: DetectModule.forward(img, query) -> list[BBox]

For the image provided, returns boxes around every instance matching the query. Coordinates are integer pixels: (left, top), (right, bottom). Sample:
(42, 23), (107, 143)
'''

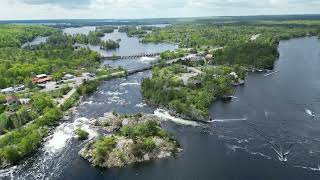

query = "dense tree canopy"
(0, 25), (58, 48)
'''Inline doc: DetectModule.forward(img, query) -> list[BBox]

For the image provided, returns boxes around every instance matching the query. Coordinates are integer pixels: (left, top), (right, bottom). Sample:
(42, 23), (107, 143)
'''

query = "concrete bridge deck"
(102, 53), (160, 60)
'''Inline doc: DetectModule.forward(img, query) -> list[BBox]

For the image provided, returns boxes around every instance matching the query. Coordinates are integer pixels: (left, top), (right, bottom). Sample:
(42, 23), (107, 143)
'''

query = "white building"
(63, 74), (75, 80)
(36, 74), (47, 78)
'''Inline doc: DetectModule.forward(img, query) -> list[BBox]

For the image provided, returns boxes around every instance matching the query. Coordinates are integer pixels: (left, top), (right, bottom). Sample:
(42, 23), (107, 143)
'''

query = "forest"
(141, 20), (320, 122)
(0, 25), (104, 89)
(1, 18), (320, 169)
(0, 24), (118, 167)
(143, 23), (320, 69)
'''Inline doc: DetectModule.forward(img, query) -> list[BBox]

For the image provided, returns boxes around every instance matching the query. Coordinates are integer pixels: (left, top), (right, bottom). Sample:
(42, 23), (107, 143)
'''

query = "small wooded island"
(79, 113), (181, 168)
(142, 64), (246, 121)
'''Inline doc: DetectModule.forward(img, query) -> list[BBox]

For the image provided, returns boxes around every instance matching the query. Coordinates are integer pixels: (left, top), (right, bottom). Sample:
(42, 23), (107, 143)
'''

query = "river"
(1, 37), (320, 180)
(63, 26), (178, 70)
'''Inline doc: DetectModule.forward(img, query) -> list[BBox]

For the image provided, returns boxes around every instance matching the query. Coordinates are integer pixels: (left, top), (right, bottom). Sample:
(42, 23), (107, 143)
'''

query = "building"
(32, 74), (53, 84)
(1, 87), (14, 94)
(19, 98), (31, 105)
(205, 54), (214, 60)
(62, 74), (75, 80)
(14, 85), (25, 92)
(205, 54), (214, 64)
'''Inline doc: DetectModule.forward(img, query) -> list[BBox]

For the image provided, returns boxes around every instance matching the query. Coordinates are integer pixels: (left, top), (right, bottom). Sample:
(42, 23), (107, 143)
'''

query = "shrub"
(142, 137), (156, 152)
(60, 92), (80, 111)
(75, 128), (89, 140)
(92, 136), (117, 164)
(77, 80), (100, 95)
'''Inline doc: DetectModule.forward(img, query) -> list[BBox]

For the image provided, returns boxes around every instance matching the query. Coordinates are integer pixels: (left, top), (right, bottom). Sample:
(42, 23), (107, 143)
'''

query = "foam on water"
(154, 108), (200, 126)
(0, 166), (16, 179)
(44, 117), (97, 154)
(140, 57), (156, 62)
(225, 143), (272, 160)
(135, 103), (147, 108)
(80, 101), (93, 105)
(106, 91), (123, 96)
(218, 135), (249, 144)
(249, 152), (272, 159)
(120, 81), (140, 86)
(226, 144), (246, 152)
(294, 165), (320, 172)
(208, 118), (247, 123)
(1, 115), (99, 180)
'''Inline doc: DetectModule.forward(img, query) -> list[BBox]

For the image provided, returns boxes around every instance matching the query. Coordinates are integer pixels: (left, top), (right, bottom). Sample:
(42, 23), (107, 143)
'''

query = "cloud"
(269, 0), (288, 6)
(18, 0), (92, 9)
(0, 0), (319, 20)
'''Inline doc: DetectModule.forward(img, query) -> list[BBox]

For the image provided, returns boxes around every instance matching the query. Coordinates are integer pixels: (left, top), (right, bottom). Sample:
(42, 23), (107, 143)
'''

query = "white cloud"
(270, 0), (288, 6)
(0, 0), (319, 20)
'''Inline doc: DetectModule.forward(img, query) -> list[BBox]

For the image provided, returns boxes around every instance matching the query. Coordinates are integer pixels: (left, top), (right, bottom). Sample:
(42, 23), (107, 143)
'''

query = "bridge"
(127, 66), (154, 75)
(102, 53), (160, 60)
(125, 55), (191, 75)
(107, 54), (203, 75)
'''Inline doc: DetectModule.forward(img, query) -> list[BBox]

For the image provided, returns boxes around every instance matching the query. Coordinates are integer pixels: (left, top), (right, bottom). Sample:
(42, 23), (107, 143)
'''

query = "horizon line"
(1, 13), (320, 22)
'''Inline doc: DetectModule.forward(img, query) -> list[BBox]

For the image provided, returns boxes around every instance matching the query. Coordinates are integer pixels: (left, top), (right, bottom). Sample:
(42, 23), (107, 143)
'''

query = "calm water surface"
(63, 26), (178, 57)
(21, 36), (48, 48)
(63, 26), (177, 70)
(1, 37), (320, 180)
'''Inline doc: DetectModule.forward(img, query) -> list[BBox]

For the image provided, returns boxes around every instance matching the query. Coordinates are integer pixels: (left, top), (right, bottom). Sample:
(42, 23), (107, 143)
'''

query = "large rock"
(79, 114), (181, 168)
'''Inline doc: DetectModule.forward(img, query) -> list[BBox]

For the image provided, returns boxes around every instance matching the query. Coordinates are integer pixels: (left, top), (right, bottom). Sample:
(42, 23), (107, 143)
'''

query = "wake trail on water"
(154, 109), (200, 126)
(208, 117), (247, 123)
(245, 120), (295, 162)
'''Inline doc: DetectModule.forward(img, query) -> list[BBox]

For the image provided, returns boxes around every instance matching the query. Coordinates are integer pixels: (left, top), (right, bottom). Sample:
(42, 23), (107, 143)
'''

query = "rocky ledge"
(79, 112), (182, 168)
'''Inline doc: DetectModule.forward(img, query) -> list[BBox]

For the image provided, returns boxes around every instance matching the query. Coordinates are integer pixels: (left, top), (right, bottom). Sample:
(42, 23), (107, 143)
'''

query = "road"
(180, 67), (204, 85)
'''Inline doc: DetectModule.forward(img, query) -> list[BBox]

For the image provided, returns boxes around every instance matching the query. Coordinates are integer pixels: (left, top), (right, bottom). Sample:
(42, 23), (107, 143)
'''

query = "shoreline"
(0, 70), (128, 169)
(2, 35), (316, 170)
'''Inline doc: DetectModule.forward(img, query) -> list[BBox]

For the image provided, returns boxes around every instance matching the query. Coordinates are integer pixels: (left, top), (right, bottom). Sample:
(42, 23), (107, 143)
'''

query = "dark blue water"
(58, 37), (320, 180)
(2, 37), (320, 180)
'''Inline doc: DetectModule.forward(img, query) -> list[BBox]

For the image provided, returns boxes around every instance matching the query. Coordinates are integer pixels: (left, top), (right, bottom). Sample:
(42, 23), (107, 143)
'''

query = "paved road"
(180, 67), (204, 85)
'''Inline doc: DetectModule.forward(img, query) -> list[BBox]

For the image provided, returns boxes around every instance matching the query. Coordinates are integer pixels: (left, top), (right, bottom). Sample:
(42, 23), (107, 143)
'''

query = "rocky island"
(79, 112), (181, 168)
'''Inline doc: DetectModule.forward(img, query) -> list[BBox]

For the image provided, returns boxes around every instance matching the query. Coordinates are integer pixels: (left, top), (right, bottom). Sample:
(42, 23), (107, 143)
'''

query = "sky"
(0, 0), (319, 20)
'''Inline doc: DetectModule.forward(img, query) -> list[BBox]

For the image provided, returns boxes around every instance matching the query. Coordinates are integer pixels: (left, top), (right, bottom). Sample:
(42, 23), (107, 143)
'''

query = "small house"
(63, 74), (74, 80)
(19, 98), (31, 105)
(32, 74), (53, 84)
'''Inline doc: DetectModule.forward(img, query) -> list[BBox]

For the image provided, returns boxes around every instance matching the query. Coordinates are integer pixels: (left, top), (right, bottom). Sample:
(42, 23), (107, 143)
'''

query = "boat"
(305, 109), (315, 118)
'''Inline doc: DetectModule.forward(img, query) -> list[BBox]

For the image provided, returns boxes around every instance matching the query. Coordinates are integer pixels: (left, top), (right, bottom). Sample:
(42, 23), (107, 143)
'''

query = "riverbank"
(0, 70), (128, 169)
(54, 37), (320, 180)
